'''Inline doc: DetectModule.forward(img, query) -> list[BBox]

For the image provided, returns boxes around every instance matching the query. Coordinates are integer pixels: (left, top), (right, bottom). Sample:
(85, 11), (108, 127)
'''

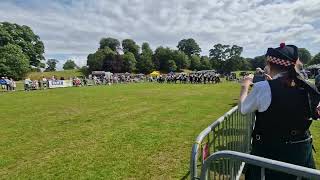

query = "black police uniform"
(245, 43), (317, 180)
(245, 78), (316, 180)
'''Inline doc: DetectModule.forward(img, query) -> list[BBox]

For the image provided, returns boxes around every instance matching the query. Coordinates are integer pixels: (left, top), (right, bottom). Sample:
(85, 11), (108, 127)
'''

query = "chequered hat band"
(267, 56), (295, 67)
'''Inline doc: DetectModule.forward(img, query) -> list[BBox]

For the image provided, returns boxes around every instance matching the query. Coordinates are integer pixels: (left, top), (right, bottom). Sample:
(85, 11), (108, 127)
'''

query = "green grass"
(0, 83), (319, 179)
(27, 69), (83, 80)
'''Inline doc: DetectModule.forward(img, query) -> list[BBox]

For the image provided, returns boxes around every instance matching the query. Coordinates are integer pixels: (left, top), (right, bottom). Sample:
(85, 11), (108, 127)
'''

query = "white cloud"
(1, 0), (320, 69)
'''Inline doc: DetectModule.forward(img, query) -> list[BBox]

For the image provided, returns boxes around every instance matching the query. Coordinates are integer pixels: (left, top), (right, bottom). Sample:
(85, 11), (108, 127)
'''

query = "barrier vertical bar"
(261, 168), (265, 180)
(213, 129), (216, 180)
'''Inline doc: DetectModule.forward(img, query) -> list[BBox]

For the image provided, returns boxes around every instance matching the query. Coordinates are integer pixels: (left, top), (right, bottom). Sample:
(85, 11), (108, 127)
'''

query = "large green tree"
(45, 59), (58, 72)
(141, 42), (153, 55)
(298, 48), (312, 64)
(209, 44), (243, 72)
(88, 39), (124, 73)
(309, 52), (320, 65)
(190, 55), (201, 70)
(0, 22), (45, 67)
(240, 58), (252, 70)
(87, 49), (106, 72)
(153, 46), (173, 72)
(63, 60), (78, 70)
(177, 38), (201, 56)
(209, 44), (230, 62)
(122, 39), (140, 58)
(122, 52), (137, 73)
(101, 47), (123, 73)
(167, 60), (177, 72)
(99, 37), (120, 52)
(250, 55), (266, 70)
(0, 44), (29, 79)
(137, 42), (154, 73)
(172, 50), (190, 71)
(200, 56), (212, 70)
(223, 57), (244, 72)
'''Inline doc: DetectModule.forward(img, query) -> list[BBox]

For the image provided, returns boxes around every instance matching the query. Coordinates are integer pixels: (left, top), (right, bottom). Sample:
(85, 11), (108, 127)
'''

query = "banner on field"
(48, 80), (73, 88)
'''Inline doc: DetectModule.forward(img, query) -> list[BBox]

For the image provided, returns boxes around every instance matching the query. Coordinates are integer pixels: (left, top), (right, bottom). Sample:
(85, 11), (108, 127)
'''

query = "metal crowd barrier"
(200, 151), (320, 180)
(190, 106), (255, 180)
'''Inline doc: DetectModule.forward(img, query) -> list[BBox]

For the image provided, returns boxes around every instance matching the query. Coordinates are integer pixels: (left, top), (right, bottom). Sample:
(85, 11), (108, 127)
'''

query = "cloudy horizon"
(1, 0), (320, 69)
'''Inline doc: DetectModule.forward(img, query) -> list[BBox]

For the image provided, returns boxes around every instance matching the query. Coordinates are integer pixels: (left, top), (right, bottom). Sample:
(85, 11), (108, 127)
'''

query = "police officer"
(240, 43), (318, 180)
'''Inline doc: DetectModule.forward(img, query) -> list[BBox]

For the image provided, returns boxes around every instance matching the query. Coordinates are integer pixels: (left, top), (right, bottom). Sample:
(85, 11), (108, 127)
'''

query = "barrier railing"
(190, 106), (255, 180)
(200, 151), (320, 180)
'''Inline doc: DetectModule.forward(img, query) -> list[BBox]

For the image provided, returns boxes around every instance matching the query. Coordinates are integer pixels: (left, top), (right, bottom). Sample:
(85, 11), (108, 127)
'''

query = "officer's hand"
(264, 73), (272, 80)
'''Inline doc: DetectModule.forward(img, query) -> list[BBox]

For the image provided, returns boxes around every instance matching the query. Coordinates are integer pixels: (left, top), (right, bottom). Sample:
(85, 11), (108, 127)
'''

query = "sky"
(1, 0), (320, 69)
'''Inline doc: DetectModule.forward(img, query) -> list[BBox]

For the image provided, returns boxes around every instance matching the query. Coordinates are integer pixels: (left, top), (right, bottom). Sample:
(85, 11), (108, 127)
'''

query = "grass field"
(0, 83), (319, 179)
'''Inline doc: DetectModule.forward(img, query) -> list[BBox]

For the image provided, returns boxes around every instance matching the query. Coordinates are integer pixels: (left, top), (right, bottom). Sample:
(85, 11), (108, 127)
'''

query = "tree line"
(1, 22), (320, 79)
(87, 37), (319, 75)
(86, 37), (250, 74)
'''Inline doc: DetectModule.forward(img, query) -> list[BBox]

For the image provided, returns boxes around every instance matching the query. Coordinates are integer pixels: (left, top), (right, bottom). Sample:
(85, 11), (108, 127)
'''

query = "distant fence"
(190, 106), (255, 180)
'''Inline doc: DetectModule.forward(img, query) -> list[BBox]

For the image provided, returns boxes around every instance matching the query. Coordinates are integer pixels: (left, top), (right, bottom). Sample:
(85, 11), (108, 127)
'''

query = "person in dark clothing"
(239, 43), (318, 180)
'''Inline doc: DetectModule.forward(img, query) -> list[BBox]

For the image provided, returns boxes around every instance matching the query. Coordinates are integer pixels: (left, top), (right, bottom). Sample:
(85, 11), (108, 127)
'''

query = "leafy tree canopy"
(99, 37), (120, 52)
(0, 44), (30, 79)
(122, 52), (137, 73)
(0, 22), (45, 67)
(298, 48), (312, 64)
(122, 39), (140, 58)
(309, 53), (320, 65)
(63, 60), (78, 70)
(45, 59), (58, 72)
(177, 38), (201, 56)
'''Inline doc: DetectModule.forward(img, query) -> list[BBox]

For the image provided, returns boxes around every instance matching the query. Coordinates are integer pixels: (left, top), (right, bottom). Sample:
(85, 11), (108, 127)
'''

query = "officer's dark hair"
(268, 62), (298, 87)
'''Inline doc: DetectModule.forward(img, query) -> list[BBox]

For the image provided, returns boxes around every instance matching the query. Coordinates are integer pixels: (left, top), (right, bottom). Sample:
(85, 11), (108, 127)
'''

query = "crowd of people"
(23, 76), (50, 91)
(0, 77), (17, 91)
(1, 71), (224, 92)
(3, 73), (223, 93)
(155, 71), (221, 84)
(90, 73), (146, 85)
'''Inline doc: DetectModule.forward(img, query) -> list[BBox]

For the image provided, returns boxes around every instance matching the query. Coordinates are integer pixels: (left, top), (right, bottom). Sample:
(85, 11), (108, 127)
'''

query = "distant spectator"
(32, 80), (39, 90)
(0, 77), (6, 89)
(38, 79), (42, 89)
(93, 75), (97, 85)
(83, 77), (87, 86)
(4, 77), (10, 91)
(24, 78), (32, 91)
(10, 78), (16, 91)
(42, 76), (47, 89)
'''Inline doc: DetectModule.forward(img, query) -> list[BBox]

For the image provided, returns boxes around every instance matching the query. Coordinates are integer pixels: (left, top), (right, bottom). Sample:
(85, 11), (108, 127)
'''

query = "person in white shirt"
(10, 78), (16, 91)
(240, 43), (318, 180)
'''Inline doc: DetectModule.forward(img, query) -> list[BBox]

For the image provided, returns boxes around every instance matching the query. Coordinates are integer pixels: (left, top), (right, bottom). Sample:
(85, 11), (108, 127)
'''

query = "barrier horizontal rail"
(200, 151), (320, 180)
(190, 106), (255, 180)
